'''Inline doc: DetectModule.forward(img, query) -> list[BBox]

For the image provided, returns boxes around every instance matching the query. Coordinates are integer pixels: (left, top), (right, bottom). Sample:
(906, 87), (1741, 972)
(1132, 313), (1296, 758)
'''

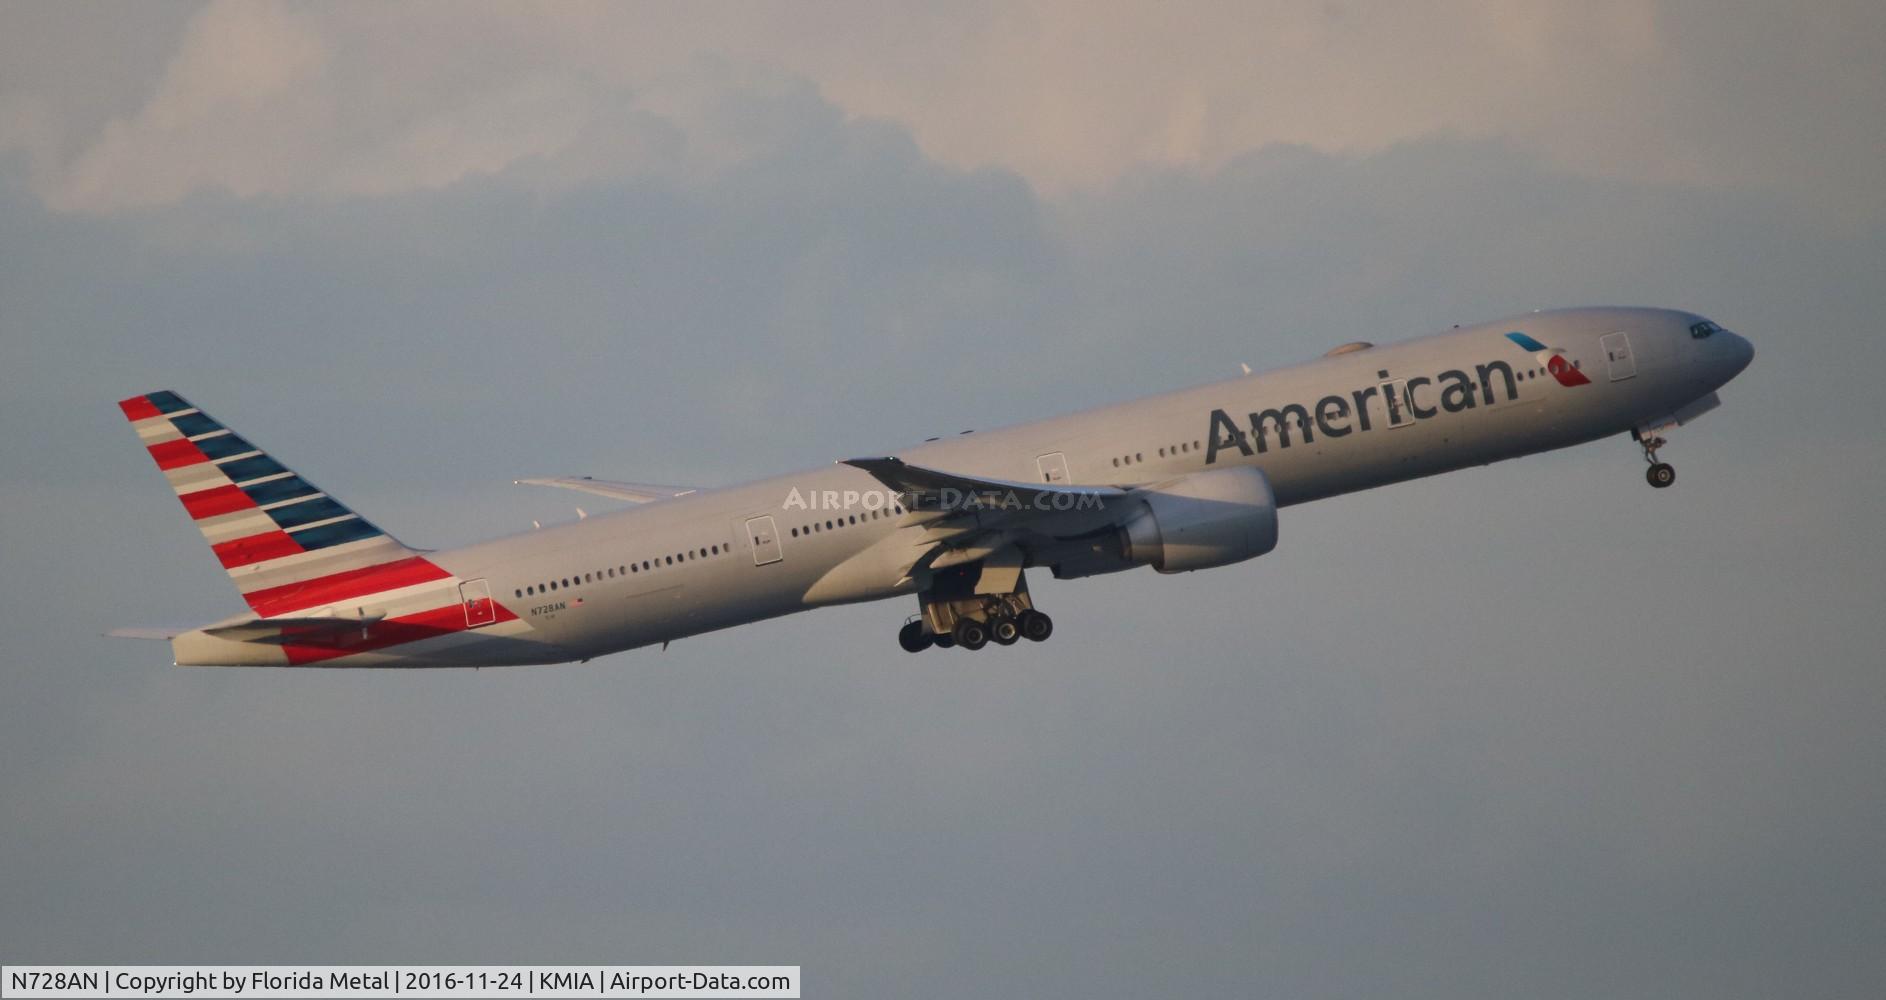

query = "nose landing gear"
(1634, 430), (1676, 489)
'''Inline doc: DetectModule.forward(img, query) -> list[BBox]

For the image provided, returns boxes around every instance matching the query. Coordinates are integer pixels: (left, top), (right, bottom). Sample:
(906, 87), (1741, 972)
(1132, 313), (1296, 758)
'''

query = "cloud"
(8, 1), (1883, 217)
(53, 2), (330, 210)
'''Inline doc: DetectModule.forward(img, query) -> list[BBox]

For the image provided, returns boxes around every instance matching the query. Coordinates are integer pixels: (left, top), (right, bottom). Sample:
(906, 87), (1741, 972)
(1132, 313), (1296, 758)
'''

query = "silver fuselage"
(171, 306), (1755, 666)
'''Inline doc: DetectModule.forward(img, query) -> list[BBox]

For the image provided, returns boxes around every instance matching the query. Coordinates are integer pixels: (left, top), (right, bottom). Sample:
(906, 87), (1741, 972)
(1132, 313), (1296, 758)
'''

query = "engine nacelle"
(1119, 466), (1279, 573)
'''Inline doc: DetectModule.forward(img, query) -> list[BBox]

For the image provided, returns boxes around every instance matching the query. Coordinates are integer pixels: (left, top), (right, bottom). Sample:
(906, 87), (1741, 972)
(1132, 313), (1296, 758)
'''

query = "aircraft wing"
(841, 457), (1125, 512)
(514, 476), (699, 504)
(842, 456), (1132, 577)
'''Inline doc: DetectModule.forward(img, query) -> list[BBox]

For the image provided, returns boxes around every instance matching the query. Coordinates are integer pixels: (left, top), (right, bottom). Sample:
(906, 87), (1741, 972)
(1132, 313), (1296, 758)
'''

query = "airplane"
(111, 306), (1752, 666)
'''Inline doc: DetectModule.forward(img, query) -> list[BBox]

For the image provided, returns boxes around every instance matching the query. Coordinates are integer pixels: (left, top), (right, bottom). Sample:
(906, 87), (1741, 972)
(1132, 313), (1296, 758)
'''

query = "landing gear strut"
(896, 559), (1055, 652)
(1634, 430), (1676, 489)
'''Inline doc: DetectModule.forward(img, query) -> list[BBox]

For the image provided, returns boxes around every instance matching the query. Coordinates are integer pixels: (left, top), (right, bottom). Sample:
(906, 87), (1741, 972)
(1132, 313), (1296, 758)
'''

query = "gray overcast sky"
(3, 3), (1883, 997)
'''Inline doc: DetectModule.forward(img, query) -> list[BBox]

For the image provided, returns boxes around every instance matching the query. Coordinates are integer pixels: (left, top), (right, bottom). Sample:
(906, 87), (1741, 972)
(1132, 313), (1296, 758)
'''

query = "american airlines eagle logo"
(1505, 331), (1591, 387)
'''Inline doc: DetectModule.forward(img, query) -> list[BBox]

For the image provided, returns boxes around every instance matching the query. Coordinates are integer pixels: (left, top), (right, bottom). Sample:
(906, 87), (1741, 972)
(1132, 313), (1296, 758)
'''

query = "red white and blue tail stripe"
(117, 391), (534, 666)
(118, 390), (433, 610)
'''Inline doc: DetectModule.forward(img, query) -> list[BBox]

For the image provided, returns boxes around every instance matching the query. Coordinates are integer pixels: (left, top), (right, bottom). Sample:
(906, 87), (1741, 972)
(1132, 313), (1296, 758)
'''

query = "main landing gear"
(896, 558), (1055, 653)
(899, 609), (1054, 653)
(1634, 429), (1676, 489)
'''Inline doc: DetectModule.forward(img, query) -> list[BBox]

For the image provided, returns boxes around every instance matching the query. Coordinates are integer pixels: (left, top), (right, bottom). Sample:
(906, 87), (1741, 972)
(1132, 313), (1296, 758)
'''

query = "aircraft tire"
(990, 617), (1021, 645)
(899, 620), (933, 653)
(1647, 463), (1675, 488)
(1018, 610), (1053, 642)
(953, 618), (990, 651)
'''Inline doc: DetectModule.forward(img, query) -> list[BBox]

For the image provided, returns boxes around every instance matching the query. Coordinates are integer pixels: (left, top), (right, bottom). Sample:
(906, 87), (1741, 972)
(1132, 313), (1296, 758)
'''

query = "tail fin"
(118, 391), (440, 615)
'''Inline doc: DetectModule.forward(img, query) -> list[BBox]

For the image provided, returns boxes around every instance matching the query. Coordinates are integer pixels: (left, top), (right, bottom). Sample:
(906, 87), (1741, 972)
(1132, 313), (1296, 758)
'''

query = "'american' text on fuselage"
(1205, 358), (1522, 464)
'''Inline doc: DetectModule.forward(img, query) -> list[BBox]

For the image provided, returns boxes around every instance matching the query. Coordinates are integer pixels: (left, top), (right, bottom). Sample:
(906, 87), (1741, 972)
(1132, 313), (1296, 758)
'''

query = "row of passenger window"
(510, 500), (915, 601)
(788, 503), (904, 539)
(1114, 437), (1206, 468)
(514, 542), (732, 599)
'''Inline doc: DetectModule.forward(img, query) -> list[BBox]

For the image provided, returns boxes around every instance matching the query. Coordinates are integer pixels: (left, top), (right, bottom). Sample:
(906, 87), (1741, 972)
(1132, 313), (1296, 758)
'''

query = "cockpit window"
(1690, 320), (1722, 338)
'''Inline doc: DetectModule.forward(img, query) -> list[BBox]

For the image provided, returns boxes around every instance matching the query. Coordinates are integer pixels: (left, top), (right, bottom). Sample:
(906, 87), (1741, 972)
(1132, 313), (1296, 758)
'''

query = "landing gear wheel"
(952, 618), (989, 651)
(1017, 610), (1054, 642)
(932, 633), (956, 649)
(898, 620), (933, 653)
(1636, 432), (1674, 489)
(989, 616), (1021, 645)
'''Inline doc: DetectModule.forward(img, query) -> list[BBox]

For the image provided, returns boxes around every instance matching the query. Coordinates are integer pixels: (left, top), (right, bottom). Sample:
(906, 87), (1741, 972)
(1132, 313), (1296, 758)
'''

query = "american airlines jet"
(113, 307), (1752, 665)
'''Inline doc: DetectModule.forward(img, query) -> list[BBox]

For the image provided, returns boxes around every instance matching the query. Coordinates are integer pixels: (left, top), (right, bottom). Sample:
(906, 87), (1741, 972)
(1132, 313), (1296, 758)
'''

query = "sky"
(2, 2), (1883, 996)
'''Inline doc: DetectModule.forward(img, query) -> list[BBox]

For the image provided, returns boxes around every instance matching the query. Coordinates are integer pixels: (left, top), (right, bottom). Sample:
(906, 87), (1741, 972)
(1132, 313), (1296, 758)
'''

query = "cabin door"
(1379, 378), (1414, 428)
(746, 515), (783, 565)
(460, 579), (497, 627)
(1601, 331), (1637, 381)
(1036, 452), (1070, 485)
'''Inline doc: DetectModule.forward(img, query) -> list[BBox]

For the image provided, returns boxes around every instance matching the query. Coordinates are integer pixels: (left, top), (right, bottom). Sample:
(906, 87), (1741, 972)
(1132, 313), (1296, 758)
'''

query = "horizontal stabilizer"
(204, 613), (386, 644)
(514, 476), (698, 504)
(106, 626), (192, 641)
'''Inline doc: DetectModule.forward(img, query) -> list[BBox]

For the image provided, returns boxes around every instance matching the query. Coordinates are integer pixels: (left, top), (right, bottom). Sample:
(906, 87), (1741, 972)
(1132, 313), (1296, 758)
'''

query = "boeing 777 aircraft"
(113, 306), (1751, 665)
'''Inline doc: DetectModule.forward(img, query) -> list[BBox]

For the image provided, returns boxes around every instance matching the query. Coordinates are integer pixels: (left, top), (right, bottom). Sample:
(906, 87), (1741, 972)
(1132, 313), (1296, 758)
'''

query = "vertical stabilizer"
(117, 391), (449, 617)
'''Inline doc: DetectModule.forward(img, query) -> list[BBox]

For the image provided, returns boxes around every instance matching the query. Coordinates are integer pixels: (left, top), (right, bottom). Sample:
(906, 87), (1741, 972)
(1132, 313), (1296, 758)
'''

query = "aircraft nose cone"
(1724, 331), (1754, 377)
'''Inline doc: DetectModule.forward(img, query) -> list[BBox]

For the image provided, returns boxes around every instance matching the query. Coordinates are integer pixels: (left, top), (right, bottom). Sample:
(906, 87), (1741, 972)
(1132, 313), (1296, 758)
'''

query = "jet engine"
(1049, 466), (1278, 578)
(1121, 465), (1279, 572)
